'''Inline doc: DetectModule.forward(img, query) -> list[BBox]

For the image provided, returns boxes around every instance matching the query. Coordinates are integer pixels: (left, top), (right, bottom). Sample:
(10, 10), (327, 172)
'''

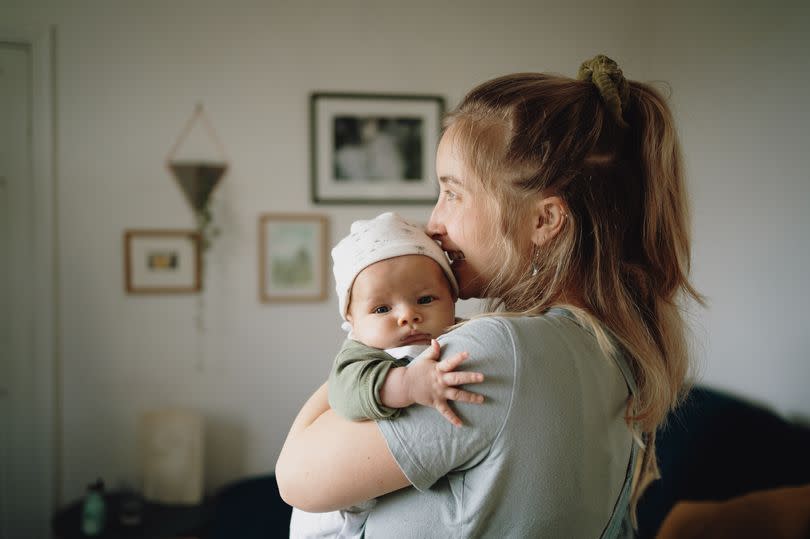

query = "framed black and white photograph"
(259, 213), (329, 302)
(310, 92), (444, 204)
(124, 230), (201, 294)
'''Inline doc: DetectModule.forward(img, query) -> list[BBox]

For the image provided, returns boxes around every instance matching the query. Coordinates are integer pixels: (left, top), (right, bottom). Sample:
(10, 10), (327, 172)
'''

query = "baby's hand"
(405, 339), (484, 427)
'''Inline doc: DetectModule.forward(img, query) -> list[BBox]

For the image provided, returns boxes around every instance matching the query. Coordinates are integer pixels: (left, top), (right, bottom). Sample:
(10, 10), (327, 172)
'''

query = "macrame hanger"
(166, 102), (229, 164)
(166, 102), (229, 217)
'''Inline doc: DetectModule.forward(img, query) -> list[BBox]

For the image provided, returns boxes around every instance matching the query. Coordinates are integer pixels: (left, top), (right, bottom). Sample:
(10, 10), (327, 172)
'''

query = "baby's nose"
(398, 306), (422, 325)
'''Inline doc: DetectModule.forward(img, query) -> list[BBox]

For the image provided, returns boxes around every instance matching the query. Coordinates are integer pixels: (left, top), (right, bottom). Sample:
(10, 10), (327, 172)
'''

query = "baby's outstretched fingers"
(436, 350), (470, 372)
(441, 370), (485, 386)
(414, 339), (442, 363)
(436, 402), (463, 427)
(445, 388), (485, 404)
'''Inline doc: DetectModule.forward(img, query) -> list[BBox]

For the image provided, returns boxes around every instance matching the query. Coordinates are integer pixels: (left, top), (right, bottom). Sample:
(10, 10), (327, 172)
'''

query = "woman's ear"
(531, 196), (567, 247)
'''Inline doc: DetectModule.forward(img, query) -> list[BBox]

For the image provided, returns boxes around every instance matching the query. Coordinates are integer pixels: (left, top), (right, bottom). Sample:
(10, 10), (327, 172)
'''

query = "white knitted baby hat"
(331, 212), (458, 319)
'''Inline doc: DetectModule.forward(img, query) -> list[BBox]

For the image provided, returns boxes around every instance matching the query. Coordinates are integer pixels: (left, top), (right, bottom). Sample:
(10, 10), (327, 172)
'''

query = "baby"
(289, 212), (483, 539)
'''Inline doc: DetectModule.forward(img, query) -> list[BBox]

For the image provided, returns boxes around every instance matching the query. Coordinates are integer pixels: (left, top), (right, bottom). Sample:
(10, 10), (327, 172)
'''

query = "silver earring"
(531, 247), (540, 276)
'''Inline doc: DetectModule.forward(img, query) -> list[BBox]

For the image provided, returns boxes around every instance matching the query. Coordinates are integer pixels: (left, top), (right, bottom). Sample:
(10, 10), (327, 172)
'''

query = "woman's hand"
(381, 339), (484, 427)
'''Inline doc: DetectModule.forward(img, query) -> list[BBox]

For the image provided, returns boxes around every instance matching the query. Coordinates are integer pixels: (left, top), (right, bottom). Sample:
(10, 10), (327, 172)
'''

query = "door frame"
(0, 24), (58, 511)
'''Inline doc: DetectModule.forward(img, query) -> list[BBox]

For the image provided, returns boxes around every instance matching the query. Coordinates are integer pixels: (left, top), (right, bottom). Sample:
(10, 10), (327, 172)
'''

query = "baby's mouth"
(401, 332), (431, 345)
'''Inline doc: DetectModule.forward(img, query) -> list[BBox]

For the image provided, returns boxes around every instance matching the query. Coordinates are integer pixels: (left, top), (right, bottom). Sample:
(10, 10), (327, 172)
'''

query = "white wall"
(2, 0), (808, 505)
(645, 2), (810, 417)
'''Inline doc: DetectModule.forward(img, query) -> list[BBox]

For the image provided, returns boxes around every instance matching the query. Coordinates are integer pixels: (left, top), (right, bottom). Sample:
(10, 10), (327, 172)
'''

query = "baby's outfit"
(289, 342), (428, 539)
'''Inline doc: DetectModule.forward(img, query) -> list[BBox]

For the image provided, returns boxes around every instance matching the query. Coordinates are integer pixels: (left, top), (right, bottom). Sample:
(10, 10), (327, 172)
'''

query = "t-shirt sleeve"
(328, 339), (410, 421)
(376, 317), (517, 491)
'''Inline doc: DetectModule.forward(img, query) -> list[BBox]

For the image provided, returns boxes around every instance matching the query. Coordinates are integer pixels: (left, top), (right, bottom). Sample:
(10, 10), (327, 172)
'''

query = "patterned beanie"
(331, 212), (458, 319)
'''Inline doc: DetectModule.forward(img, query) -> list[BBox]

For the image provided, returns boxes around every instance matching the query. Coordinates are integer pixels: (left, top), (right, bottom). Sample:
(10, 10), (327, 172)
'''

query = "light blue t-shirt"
(370, 310), (635, 538)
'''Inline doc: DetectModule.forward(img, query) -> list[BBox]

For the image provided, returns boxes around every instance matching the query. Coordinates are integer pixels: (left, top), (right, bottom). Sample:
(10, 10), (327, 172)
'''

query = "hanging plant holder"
(170, 161), (227, 214)
(166, 103), (229, 251)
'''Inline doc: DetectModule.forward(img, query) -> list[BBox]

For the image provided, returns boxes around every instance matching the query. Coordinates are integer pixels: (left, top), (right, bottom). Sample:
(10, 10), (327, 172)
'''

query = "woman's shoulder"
(436, 311), (582, 367)
(444, 309), (582, 344)
(439, 315), (516, 349)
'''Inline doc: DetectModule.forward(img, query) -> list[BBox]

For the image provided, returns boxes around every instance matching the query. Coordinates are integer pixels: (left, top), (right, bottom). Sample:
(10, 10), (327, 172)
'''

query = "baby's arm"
(328, 339), (409, 421)
(329, 339), (484, 425)
(379, 340), (484, 427)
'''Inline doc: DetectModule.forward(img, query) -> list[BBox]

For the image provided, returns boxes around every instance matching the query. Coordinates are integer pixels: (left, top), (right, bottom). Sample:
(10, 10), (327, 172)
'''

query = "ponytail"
(444, 58), (704, 523)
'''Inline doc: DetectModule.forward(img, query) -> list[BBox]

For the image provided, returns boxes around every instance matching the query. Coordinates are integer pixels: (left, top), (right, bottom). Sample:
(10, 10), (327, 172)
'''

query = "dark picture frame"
(310, 92), (445, 204)
(124, 229), (202, 294)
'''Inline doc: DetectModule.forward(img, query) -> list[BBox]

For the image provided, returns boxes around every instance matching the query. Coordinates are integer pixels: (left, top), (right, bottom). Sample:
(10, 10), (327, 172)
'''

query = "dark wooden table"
(51, 491), (209, 539)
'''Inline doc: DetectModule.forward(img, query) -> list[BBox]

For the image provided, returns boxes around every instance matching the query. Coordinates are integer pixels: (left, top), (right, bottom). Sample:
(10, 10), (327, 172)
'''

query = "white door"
(0, 40), (52, 539)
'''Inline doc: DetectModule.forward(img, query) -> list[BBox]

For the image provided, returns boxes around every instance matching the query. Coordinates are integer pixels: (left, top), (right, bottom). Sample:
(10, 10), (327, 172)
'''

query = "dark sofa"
(636, 385), (810, 537)
(207, 385), (810, 538)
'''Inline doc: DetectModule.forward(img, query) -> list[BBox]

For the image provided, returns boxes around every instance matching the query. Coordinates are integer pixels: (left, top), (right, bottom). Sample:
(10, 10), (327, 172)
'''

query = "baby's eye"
(417, 296), (434, 305)
(373, 306), (391, 314)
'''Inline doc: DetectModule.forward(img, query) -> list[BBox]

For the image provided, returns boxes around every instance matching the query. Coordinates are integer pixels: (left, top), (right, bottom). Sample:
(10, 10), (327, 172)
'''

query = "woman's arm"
(275, 343), (478, 512)
(275, 382), (410, 512)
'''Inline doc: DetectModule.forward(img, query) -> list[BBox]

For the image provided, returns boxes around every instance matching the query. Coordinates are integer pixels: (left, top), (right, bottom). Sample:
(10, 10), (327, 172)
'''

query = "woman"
(276, 55), (702, 538)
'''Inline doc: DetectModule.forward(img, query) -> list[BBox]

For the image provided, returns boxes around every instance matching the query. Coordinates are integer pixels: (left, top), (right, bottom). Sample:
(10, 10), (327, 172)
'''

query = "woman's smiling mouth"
(446, 250), (466, 263)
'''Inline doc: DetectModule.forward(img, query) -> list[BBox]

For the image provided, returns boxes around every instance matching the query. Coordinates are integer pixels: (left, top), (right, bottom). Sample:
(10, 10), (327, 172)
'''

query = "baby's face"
(346, 255), (456, 350)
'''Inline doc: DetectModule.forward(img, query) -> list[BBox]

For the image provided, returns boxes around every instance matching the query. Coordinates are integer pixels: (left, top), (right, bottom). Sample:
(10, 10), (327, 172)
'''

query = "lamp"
(139, 409), (204, 505)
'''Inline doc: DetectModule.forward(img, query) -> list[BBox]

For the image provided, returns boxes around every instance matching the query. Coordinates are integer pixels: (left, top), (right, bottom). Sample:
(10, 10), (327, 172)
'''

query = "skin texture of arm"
(275, 344), (475, 512)
(274, 382), (410, 512)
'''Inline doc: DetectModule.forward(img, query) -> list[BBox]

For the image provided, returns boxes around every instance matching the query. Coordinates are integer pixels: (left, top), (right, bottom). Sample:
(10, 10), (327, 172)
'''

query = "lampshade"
(139, 409), (204, 505)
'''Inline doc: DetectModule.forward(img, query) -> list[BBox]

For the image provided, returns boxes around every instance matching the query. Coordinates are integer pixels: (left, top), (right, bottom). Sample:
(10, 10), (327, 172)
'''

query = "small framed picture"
(310, 92), (444, 204)
(259, 213), (329, 302)
(124, 230), (201, 294)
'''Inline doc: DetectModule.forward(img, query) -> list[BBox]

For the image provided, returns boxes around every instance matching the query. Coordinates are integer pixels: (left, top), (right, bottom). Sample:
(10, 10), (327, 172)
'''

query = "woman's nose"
(426, 207), (444, 239)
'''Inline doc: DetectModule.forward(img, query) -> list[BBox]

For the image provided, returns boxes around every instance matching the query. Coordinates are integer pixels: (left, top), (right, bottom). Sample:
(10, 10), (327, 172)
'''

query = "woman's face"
(427, 128), (499, 299)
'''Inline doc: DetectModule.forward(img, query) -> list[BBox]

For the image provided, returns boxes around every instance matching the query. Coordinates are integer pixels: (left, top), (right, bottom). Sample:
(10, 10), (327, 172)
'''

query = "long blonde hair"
(445, 58), (704, 517)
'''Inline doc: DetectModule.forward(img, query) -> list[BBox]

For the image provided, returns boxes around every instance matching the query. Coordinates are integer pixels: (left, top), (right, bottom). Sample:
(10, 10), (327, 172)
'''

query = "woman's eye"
(373, 306), (391, 314)
(417, 296), (434, 305)
(442, 189), (457, 201)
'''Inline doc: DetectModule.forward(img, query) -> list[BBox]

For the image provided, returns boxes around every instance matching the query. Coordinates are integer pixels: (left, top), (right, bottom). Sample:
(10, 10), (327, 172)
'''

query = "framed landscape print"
(310, 92), (444, 204)
(259, 213), (328, 302)
(124, 230), (201, 293)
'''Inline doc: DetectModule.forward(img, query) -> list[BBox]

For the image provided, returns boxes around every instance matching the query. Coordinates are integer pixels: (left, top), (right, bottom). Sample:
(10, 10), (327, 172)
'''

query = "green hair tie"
(577, 54), (630, 128)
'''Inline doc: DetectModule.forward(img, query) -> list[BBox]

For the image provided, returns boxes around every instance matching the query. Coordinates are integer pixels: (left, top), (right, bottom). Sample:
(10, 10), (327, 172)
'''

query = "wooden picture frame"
(310, 92), (444, 204)
(124, 230), (201, 294)
(259, 213), (329, 302)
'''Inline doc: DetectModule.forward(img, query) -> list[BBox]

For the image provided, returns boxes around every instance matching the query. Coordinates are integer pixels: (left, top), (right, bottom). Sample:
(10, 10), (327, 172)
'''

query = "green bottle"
(81, 479), (106, 536)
